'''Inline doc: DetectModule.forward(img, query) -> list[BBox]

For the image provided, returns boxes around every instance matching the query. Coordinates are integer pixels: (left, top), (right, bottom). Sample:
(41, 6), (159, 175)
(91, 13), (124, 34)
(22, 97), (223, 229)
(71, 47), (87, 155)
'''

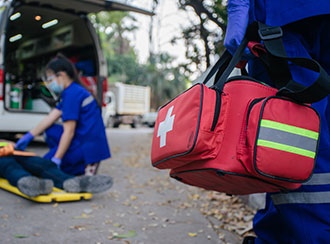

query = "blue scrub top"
(56, 82), (111, 164)
(250, 0), (330, 26)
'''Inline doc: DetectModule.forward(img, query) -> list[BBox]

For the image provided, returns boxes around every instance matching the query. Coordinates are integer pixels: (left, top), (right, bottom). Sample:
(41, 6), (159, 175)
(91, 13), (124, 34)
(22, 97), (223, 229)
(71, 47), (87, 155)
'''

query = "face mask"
(48, 79), (64, 94)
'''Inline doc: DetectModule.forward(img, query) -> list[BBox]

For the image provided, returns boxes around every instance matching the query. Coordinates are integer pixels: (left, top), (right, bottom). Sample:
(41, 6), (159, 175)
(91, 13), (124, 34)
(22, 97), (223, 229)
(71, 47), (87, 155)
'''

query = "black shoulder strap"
(249, 24), (292, 89)
(258, 22), (330, 103)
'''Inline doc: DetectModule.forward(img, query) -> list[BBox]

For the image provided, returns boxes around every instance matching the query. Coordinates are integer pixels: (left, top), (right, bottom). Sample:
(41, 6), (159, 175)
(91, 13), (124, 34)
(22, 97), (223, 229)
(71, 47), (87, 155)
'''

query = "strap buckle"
(258, 26), (283, 40)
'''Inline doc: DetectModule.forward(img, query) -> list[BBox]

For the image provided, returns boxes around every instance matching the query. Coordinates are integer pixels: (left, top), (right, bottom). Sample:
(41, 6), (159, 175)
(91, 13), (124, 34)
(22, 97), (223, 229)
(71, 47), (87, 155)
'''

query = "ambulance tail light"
(102, 77), (108, 107)
(0, 69), (4, 101)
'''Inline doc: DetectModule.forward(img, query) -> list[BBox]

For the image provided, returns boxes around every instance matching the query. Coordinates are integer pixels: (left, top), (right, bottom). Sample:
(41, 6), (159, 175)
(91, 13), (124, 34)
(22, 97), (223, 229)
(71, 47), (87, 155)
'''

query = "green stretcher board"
(0, 178), (93, 203)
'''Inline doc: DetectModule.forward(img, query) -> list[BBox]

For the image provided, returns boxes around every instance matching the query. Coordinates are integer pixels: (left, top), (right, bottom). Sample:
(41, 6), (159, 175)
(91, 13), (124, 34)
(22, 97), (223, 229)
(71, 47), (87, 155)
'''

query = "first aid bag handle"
(202, 50), (232, 86)
(211, 36), (249, 92)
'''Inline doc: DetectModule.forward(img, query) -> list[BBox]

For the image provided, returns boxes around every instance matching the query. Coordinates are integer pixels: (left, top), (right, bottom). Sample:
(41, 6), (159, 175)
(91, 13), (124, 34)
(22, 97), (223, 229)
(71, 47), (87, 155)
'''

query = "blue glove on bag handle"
(51, 157), (62, 168)
(224, 0), (251, 56)
(15, 132), (34, 150)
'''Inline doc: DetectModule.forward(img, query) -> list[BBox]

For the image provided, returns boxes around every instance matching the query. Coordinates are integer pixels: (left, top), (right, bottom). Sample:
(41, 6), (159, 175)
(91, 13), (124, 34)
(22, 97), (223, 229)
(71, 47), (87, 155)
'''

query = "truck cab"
(0, 0), (152, 135)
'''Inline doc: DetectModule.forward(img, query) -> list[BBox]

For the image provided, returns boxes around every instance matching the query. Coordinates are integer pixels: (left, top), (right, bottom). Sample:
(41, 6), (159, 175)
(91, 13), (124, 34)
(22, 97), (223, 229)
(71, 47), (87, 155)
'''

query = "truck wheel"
(107, 117), (120, 128)
(106, 117), (114, 128)
(131, 116), (142, 129)
(131, 121), (142, 128)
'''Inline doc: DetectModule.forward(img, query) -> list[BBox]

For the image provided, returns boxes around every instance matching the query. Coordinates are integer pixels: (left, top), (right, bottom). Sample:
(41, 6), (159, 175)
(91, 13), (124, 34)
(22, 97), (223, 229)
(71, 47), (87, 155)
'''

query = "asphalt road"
(0, 127), (242, 244)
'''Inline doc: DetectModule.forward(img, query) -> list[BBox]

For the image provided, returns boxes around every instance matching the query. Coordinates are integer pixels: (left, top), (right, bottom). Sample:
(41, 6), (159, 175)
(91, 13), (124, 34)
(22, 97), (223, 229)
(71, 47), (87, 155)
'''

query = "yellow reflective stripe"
(260, 120), (318, 139)
(0, 142), (9, 147)
(257, 139), (316, 158)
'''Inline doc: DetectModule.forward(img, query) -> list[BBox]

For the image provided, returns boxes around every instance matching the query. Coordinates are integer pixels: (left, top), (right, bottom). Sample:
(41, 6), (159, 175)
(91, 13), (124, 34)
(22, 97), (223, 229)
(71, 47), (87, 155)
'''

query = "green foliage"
(89, 11), (188, 109)
(213, 0), (228, 25)
(133, 53), (188, 109)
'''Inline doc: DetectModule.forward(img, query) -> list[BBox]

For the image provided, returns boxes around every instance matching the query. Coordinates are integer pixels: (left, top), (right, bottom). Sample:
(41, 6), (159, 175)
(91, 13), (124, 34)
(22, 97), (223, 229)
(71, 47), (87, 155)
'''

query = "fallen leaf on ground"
(188, 233), (197, 237)
(112, 230), (136, 239)
(192, 194), (200, 200)
(72, 213), (92, 219)
(13, 234), (28, 238)
(71, 225), (86, 231)
(1, 215), (8, 220)
(83, 208), (93, 214)
(236, 222), (253, 236)
(130, 195), (137, 201)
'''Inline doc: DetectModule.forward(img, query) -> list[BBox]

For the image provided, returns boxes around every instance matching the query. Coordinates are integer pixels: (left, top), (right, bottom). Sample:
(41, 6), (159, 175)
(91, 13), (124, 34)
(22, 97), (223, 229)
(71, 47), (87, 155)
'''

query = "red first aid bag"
(151, 25), (330, 195)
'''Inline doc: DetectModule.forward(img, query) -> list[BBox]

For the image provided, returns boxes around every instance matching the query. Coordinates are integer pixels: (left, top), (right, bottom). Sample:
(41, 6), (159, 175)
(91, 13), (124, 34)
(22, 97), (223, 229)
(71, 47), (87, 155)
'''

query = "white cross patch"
(157, 106), (175, 148)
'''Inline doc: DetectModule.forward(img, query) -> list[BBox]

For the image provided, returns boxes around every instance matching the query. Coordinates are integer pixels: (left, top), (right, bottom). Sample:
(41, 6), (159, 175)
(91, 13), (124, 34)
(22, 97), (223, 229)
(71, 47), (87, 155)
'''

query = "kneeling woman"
(16, 54), (111, 176)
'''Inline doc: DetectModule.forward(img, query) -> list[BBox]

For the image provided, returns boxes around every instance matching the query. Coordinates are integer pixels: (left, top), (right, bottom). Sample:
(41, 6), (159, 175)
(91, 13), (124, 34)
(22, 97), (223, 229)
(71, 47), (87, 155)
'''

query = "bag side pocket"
(247, 97), (319, 183)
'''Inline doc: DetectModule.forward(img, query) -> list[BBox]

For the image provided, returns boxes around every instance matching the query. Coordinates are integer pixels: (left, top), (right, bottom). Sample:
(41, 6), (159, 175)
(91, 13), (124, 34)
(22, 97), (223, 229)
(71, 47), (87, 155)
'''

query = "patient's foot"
(63, 175), (113, 193)
(17, 176), (53, 197)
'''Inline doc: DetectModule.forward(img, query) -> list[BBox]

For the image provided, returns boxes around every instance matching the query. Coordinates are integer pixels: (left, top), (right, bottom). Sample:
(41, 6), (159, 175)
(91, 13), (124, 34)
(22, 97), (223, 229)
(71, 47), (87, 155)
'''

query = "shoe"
(242, 236), (256, 244)
(63, 175), (113, 193)
(17, 176), (53, 197)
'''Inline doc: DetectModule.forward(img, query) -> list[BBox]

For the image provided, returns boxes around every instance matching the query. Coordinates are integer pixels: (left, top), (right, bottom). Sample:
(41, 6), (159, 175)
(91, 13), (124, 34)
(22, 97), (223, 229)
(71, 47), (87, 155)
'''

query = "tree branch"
(183, 0), (226, 33)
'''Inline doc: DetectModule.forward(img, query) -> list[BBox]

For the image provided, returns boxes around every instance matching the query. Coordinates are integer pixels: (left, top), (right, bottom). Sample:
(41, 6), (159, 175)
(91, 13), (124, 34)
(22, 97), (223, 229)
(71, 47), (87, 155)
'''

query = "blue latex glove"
(51, 157), (62, 168)
(224, 0), (251, 57)
(15, 132), (34, 150)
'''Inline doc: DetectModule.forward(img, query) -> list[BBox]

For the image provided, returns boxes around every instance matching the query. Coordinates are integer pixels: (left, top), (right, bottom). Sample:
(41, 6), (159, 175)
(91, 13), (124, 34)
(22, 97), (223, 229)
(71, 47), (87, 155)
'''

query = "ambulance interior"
(4, 4), (98, 113)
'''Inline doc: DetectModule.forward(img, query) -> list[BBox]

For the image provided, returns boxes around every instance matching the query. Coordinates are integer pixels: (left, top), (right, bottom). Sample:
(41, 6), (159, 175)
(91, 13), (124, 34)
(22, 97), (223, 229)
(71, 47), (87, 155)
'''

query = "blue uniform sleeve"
(56, 101), (62, 110)
(224, 0), (250, 55)
(61, 92), (82, 121)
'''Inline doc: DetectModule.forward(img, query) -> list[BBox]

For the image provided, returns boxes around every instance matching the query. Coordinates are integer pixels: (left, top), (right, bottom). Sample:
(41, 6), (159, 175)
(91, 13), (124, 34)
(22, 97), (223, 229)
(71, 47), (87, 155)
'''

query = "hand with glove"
(51, 157), (62, 168)
(15, 132), (34, 151)
(224, 0), (251, 57)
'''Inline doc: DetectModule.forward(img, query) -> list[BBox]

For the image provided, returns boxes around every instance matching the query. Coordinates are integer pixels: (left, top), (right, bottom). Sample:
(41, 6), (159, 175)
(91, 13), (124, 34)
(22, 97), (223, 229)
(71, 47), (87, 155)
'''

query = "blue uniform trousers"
(249, 15), (330, 243)
(44, 124), (85, 176)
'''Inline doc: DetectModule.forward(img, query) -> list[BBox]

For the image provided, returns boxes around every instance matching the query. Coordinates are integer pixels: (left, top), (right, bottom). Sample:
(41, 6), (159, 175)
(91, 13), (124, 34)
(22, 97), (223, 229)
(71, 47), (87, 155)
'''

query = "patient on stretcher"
(0, 140), (113, 197)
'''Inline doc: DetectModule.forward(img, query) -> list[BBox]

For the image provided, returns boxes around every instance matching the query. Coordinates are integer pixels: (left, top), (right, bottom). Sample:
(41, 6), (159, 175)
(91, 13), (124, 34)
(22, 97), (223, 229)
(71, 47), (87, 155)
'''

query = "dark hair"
(46, 53), (79, 81)
(46, 53), (93, 94)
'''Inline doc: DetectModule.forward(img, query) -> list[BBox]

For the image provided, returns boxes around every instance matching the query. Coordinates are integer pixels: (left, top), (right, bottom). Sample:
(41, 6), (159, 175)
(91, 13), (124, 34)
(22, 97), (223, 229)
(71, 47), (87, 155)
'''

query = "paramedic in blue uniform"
(224, 0), (330, 243)
(15, 54), (111, 176)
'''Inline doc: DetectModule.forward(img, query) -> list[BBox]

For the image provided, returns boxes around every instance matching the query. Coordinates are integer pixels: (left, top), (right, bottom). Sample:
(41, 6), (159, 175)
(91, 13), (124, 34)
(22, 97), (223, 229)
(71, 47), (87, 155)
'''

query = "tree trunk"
(199, 16), (211, 68)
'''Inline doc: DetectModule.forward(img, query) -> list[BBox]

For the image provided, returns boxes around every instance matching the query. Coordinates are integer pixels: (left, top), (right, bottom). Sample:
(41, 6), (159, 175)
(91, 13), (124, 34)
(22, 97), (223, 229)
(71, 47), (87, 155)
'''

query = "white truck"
(103, 82), (151, 128)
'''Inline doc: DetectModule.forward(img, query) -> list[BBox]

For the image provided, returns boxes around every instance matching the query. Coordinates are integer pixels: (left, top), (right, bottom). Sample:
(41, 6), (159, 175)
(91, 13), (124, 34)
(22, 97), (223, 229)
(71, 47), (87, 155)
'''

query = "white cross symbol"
(157, 106), (175, 148)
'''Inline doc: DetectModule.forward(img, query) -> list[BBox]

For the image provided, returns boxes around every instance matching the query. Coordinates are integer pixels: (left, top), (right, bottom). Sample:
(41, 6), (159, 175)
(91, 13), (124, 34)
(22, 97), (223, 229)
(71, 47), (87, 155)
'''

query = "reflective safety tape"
(271, 191), (330, 205)
(303, 173), (330, 186)
(257, 119), (318, 158)
(257, 140), (316, 158)
(258, 127), (317, 151)
(260, 120), (319, 139)
(81, 95), (94, 107)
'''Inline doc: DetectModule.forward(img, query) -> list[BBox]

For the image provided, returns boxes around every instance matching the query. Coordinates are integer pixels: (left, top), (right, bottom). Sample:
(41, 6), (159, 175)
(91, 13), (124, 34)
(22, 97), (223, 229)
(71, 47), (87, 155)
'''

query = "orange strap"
(0, 143), (36, 157)
(13, 151), (37, 156)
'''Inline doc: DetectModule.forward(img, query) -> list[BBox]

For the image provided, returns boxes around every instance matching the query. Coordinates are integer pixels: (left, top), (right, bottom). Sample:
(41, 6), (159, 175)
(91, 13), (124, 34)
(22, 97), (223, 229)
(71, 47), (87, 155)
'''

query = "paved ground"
(0, 127), (245, 244)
